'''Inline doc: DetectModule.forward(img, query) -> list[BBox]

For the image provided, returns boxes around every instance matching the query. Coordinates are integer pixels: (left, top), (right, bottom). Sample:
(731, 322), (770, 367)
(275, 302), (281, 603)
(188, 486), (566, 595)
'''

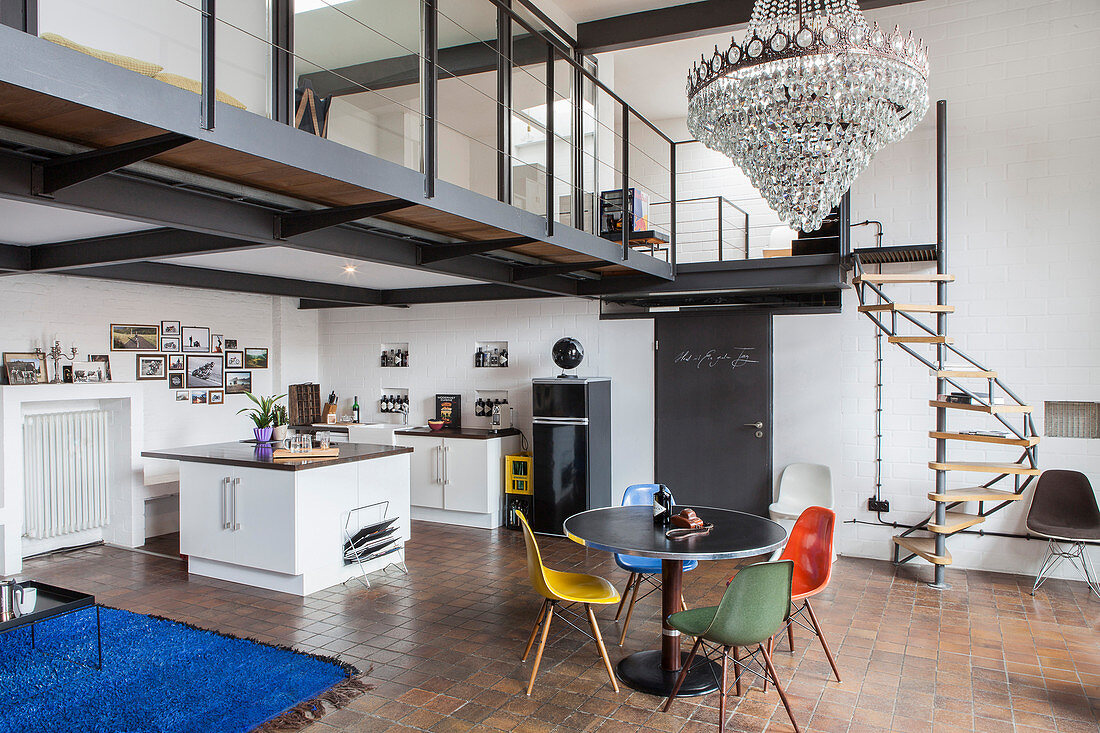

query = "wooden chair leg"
(787, 615), (795, 653)
(760, 642), (801, 733)
(718, 646), (729, 733)
(526, 602), (554, 696)
(662, 636), (701, 712)
(732, 646), (741, 696)
(804, 599), (841, 682)
(680, 593), (689, 611)
(586, 604), (620, 693)
(618, 572), (643, 646)
(522, 599), (548, 661)
(762, 635), (773, 692)
(614, 574), (636, 620)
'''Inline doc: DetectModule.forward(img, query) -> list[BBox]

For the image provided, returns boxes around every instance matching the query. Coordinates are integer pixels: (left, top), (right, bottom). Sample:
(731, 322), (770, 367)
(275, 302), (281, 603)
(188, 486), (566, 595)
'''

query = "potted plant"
(237, 392), (286, 443)
(271, 404), (289, 443)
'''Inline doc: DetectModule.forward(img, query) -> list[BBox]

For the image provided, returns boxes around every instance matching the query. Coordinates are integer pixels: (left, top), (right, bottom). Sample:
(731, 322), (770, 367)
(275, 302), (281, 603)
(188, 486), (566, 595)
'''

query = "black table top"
(564, 505), (787, 561)
(143, 441), (413, 471)
(0, 581), (95, 634)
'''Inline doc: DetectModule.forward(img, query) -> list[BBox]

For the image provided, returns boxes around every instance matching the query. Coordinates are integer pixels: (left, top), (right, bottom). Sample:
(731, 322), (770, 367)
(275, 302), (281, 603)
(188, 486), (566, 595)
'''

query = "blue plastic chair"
(613, 484), (698, 645)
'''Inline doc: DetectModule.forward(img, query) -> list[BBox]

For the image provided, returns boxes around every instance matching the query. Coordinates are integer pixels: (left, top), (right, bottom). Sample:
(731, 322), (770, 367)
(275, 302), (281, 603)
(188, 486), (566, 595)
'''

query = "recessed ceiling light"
(343, 264), (357, 273)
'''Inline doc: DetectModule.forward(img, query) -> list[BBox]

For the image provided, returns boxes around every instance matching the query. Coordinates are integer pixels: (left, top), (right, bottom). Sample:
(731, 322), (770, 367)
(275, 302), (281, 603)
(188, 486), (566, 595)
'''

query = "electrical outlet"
(867, 498), (890, 513)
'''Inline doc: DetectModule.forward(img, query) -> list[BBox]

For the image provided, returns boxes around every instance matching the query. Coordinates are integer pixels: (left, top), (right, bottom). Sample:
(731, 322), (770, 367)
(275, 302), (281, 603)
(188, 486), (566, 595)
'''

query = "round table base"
(615, 650), (721, 697)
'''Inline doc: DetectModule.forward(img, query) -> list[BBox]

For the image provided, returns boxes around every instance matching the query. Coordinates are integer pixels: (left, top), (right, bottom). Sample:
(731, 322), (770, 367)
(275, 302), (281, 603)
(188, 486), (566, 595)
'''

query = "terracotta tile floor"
(22, 522), (1100, 733)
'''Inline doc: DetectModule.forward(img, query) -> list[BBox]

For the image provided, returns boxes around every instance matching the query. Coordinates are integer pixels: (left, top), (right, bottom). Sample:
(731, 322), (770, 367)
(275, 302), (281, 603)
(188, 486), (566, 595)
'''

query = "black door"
(655, 314), (772, 515)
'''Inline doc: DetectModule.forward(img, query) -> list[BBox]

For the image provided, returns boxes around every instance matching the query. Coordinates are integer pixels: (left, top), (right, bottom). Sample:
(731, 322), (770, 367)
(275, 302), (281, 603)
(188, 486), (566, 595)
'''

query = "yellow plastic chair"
(516, 511), (620, 695)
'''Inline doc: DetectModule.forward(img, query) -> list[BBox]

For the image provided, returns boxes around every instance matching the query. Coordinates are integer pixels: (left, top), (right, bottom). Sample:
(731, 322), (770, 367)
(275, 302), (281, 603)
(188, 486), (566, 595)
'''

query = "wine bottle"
(499, 347), (508, 367)
(352, 395), (360, 423)
(475, 397), (484, 417)
(475, 347), (484, 367)
(490, 348), (499, 367)
(653, 484), (673, 526)
(380, 350), (386, 367)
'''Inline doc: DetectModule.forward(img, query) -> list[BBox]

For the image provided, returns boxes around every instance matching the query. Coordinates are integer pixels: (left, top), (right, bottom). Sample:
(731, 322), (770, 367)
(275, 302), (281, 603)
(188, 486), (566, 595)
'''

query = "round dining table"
(564, 505), (786, 697)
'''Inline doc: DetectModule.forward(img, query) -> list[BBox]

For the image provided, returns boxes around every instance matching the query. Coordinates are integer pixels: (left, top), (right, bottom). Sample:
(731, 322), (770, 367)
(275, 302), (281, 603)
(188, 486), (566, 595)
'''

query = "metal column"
(200, 0), (216, 130)
(422, 0), (438, 199)
(932, 99), (949, 590)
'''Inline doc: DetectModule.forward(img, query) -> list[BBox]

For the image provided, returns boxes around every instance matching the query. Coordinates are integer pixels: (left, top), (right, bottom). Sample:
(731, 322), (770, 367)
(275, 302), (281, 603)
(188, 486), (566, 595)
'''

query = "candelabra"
(35, 341), (78, 384)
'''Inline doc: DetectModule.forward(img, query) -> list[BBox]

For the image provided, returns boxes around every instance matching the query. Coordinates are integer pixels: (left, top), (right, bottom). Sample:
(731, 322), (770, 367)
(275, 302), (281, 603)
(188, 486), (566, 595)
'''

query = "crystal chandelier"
(686, 0), (929, 232)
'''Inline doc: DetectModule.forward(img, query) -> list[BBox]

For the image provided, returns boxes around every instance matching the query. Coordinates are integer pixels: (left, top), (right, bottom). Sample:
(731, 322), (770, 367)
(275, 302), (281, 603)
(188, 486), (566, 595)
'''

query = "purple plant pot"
(253, 426), (273, 443)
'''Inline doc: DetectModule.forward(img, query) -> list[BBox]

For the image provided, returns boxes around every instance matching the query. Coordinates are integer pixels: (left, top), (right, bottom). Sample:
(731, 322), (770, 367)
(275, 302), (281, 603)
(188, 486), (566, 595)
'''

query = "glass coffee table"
(0, 581), (102, 670)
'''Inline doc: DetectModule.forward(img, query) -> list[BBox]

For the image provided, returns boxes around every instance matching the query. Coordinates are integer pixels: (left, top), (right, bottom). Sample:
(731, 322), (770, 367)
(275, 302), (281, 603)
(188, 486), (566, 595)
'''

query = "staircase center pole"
(932, 99), (950, 590)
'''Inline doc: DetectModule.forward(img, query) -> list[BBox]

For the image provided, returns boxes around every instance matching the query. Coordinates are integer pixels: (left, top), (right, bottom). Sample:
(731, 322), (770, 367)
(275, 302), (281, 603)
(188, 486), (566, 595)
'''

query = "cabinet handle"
(435, 446), (442, 485)
(231, 477), (241, 531)
(443, 445), (450, 485)
(222, 476), (231, 530)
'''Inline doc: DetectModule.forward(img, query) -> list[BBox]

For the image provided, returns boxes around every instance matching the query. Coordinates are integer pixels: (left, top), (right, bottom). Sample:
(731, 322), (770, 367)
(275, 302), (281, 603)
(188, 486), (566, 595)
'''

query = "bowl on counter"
(427, 420), (445, 431)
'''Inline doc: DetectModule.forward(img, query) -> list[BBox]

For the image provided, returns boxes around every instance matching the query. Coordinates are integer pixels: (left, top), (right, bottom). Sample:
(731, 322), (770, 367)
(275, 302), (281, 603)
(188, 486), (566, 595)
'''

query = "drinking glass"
(317, 431), (331, 450)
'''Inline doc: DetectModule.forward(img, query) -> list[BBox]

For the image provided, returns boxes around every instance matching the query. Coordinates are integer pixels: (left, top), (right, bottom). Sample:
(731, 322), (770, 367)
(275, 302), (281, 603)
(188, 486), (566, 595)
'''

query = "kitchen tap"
(399, 402), (409, 425)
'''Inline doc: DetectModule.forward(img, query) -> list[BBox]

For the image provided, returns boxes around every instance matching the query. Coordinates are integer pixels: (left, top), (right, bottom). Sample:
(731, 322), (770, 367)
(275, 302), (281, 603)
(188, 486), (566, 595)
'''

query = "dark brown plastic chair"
(1026, 470), (1100, 598)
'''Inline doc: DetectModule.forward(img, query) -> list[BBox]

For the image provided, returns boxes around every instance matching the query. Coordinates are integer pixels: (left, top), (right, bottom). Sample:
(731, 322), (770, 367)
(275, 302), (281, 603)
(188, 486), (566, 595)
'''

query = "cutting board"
(272, 447), (340, 460)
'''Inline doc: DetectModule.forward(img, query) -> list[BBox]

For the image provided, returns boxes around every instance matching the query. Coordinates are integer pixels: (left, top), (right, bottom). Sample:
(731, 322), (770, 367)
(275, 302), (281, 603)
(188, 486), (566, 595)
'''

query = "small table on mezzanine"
(563, 505), (786, 697)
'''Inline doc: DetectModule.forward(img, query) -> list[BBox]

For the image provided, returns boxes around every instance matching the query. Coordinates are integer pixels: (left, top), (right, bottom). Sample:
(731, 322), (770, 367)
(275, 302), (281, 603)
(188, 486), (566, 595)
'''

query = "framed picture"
(175, 390), (189, 402)
(244, 347), (269, 369)
(72, 361), (107, 383)
(181, 326), (210, 353)
(225, 370), (252, 395)
(225, 350), (244, 369)
(168, 354), (184, 371)
(88, 354), (112, 381)
(161, 321), (181, 336)
(62, 365), (73, 383)
(160, 336), (181, 352)
(3, 352), (47, 385)
(185, 354), (223, 388)
(224, 339), (238, 350)
(209, 390), (224, 405)
(168, 372), (184, 389)
(110, 324), (158, 351)
(211, 334), (224, 354)
(136, 354), (167, 380)
(191, 390), (208, 404)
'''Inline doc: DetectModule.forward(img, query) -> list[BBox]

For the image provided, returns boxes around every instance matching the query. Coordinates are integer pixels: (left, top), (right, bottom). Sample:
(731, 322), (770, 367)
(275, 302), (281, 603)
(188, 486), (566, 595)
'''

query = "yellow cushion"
(40, 32), (163, 77)
(152, 72), (248, 110)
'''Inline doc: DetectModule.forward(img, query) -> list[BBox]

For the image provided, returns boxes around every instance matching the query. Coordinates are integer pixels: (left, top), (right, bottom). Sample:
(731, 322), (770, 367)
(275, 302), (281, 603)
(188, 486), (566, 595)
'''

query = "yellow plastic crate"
(505, 453), (532, 495)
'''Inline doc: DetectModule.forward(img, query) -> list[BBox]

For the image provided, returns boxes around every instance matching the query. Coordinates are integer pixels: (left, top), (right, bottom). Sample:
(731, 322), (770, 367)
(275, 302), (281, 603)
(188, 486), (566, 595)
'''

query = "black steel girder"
(0, 242), (30, 271)
(274, 198), (415, 239)
(299, 283), (556, 309)
(511, 260), (606, 281)
(31, 132), (193, 196)
(576, 0), (926, 53)
(24, 228), (262, 272)
(66, 261), (385, 305)
(417, 237), (536, 264)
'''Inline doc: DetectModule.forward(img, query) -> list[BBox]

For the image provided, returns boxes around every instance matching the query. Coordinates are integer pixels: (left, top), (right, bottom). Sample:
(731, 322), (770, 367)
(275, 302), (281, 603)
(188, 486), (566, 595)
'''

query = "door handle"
(231, 478), (241, 531)
(743, 421), (763, 429)
(222, 476), (231, 530)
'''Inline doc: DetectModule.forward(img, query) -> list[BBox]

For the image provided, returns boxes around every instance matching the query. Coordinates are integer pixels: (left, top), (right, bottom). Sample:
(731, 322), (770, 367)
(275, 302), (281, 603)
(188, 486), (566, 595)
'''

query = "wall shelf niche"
(380, 343), (409, 368)
(473, 341), (508, 368)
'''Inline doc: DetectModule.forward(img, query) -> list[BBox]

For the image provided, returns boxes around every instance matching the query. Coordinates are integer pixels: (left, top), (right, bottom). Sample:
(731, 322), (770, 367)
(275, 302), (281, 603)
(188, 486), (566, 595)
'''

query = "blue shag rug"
(0, 606), (369, 733)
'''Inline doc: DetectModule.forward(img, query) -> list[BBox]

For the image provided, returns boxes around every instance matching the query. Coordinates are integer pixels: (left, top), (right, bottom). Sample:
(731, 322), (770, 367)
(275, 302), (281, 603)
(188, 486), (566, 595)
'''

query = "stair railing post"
(932, 99), (949, 589)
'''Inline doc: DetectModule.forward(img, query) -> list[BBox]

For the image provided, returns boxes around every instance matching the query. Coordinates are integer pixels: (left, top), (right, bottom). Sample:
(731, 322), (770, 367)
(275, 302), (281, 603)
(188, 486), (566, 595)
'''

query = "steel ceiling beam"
(0, 243), (30, 272)
(274, 198), (416, 239)
(65, 261), (385, 305)
(511, 260), (606, 281)
(298, 283), (558, 309)
(24, 228), (263, 272)
(31, 132), (193, 196)
(576, 0), (927, 54)
(417, 237), (536, 264)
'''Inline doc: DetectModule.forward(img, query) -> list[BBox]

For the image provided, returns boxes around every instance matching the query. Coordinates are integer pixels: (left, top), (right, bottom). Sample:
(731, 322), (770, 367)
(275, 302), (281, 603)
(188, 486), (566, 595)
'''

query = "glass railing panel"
(510, 20), (547, 217)
(213, 1), (273, 118)
(625, 109), (672, 261)
(294, 0), (424, 168)
(547, 54), (576, 228)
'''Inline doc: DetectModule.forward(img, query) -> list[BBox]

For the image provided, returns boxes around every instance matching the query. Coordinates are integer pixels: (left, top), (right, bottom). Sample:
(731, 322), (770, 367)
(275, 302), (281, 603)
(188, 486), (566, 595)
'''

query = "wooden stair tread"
(928, 461), (1040, 476)
(928, 487), (1025, 502)
(893, 536), (952, 565)
(889, 336), (954, 344)
(855, 274), (955, 284)
(929, 431), (1040, 447)
(929, 400), (1032, 414)
(936, 369), (996, 378)
(859, 303), (955, 313)
(928, 511), (985, 534)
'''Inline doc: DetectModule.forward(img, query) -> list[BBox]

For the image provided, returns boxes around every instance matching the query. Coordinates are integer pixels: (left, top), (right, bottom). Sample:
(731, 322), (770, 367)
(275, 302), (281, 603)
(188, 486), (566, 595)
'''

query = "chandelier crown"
(686, 0), (929, 231)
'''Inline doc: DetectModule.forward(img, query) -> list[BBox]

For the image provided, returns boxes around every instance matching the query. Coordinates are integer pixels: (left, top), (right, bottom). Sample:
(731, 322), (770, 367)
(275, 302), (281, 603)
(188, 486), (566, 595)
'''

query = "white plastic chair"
(769, 463), (834, 560)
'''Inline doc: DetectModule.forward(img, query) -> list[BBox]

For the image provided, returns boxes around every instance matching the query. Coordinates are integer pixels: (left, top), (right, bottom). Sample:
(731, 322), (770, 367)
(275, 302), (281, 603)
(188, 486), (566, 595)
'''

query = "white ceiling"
(0, 198), (157, 245)
(166, 248), (480, 289)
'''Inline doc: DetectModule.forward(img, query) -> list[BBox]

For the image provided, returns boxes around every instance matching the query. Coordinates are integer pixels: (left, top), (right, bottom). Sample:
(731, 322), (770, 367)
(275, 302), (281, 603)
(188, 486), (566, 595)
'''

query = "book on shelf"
(960, 429), (1010, 437)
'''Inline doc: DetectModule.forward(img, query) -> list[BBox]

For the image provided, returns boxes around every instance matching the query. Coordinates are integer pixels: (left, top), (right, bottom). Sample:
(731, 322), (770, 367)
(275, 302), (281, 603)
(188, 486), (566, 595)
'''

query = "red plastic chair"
(776, 506), (840, 683)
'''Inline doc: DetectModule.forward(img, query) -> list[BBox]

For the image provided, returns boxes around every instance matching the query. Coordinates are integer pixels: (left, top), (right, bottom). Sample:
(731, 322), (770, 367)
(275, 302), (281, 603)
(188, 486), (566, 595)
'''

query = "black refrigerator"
(531, 377), (612, 535)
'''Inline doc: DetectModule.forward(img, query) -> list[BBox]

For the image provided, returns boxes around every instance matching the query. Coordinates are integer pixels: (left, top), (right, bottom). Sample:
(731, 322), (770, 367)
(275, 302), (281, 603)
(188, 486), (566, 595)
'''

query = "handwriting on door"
(674, 348), (757, 370)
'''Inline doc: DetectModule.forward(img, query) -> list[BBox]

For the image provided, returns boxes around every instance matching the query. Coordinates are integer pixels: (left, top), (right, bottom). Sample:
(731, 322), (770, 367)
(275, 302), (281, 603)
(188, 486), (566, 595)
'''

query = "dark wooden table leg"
(661, 558), (683, 671)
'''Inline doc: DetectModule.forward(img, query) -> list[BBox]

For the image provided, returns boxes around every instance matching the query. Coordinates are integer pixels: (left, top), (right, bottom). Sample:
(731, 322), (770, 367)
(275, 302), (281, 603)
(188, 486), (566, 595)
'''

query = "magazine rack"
(342, 500), (407, 589)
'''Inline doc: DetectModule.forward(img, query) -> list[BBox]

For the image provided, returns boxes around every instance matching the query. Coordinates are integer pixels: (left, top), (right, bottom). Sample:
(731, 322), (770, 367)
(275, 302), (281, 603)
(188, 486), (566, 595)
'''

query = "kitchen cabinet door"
(230, 468), (297, 574)
(405, 436), (444, 509)
(178, 464), (237, 564)
(442, 439), (492, 514)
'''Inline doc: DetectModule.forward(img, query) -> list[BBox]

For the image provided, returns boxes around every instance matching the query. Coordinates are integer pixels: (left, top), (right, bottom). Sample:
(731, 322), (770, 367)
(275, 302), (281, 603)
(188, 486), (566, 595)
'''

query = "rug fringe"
(253, 673), (373, 733)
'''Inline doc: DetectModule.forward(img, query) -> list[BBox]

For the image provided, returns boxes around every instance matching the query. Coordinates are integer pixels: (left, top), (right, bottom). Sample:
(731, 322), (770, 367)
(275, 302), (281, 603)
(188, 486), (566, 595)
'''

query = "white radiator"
(23, 410), (111, 539)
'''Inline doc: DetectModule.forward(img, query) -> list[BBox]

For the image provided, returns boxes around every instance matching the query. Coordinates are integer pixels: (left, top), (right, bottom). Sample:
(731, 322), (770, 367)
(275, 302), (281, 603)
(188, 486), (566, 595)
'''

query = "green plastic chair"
(661, 560), (800, 733)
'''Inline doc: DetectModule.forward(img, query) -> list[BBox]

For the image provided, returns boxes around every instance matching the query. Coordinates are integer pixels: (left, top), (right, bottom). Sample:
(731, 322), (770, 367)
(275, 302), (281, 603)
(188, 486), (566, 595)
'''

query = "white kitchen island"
(142, 441), (412, 596)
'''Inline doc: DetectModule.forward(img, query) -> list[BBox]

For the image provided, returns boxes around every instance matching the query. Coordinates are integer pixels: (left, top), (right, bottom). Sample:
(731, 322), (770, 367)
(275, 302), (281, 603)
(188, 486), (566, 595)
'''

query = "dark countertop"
(394, 426), (522, 440)
(142, 441), (413, 472)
